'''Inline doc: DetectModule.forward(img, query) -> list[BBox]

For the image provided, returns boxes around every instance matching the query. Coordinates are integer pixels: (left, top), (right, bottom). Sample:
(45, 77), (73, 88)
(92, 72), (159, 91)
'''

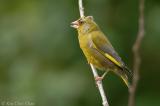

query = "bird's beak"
(71, 20), (79, 29)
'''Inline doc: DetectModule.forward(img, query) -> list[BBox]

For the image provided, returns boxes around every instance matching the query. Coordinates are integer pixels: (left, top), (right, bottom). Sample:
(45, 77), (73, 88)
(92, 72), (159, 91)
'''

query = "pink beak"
(71, 20), (79, 29)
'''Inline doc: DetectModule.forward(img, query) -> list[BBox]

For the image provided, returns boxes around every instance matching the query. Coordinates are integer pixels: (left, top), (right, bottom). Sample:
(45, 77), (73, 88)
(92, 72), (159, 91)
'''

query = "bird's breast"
(78, 35), (92, 61)
(78, 34), (106, 70)
(78, 34), (115, 70)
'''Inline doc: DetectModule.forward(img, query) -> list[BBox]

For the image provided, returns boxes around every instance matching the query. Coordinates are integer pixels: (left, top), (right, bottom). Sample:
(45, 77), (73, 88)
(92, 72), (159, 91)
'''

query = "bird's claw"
(95, 76), (103, 87)
(95, 76), (103, 82)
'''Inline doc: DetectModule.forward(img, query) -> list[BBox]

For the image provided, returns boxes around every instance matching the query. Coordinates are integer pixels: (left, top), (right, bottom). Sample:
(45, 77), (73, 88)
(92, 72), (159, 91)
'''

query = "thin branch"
(90, 64), (109, 106)
(78, 0), (84, 17)
(128, 0), (145, 106)
(78, 0), (109, 106)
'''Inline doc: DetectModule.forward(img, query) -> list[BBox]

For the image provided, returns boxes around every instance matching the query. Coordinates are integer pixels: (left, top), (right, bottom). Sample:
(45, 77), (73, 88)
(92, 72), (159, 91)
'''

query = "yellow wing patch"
(104, 53), (121, 67)
(92, 40), (121, 68)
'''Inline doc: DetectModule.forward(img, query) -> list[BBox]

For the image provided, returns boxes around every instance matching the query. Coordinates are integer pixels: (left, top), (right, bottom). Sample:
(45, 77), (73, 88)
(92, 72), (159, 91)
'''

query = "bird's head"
(71, 16), (99, 34)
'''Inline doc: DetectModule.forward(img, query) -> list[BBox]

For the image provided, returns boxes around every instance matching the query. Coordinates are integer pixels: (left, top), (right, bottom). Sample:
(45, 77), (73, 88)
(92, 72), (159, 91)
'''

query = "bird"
(71, 16), (132, 88)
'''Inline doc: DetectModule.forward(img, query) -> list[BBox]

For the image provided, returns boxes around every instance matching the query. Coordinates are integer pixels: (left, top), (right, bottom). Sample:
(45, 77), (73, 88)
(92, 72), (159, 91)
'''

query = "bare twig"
(128, 0), (145, 106)
(78, 0), (84, 17)
(78, 0), (109, 106)
(90, 64), (109, 106)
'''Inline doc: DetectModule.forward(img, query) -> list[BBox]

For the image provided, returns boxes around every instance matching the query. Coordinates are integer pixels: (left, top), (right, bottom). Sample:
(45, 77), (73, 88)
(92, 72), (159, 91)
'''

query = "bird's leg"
(95, 70), (109, 81)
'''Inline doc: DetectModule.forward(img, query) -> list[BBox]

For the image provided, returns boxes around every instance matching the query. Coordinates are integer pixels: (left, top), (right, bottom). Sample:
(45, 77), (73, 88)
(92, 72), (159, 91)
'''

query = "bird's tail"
(121, 66), (133, 88)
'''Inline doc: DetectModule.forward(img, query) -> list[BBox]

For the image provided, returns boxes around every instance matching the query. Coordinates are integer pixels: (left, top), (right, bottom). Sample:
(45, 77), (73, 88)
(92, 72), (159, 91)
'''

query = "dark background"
(0, 0), (160, 106)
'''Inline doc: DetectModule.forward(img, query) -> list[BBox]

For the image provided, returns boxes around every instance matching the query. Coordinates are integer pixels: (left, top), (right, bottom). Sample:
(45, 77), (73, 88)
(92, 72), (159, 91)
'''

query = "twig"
(90, 64), (109, 106)
(78, 0), (109, 106)
(78, 0), (84, 17)
(128, 0), (145, 106)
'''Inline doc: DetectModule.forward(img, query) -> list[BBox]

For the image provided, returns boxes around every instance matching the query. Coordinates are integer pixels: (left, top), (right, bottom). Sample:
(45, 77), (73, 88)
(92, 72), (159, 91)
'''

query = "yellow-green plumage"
(71, 16), (132, 88)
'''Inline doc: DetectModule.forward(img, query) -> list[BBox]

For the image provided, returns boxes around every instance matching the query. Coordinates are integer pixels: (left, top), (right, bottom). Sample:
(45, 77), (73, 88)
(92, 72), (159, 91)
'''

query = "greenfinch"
(71, 16), (132, 88)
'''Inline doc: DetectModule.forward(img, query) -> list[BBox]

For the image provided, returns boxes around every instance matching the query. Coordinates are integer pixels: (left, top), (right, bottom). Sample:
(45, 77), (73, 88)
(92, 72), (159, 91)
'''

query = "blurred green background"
(0, 0), (160, 106)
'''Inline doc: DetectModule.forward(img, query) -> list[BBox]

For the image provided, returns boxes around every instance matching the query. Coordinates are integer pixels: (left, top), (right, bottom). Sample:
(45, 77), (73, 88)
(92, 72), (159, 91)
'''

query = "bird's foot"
(95, 76), (103, 82)
(94, 76), (104, 87)
(94, 71), (108, 82)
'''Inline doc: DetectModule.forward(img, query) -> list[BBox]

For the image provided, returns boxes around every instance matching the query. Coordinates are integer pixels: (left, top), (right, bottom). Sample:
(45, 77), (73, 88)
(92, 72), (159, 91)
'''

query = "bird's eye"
(79, 20), (84, 24)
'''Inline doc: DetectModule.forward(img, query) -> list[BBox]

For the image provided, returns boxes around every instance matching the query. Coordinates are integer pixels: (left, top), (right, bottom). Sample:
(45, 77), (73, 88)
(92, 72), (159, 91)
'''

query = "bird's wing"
(91, 31), (132, 86)
(91, 31), (125, 68)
